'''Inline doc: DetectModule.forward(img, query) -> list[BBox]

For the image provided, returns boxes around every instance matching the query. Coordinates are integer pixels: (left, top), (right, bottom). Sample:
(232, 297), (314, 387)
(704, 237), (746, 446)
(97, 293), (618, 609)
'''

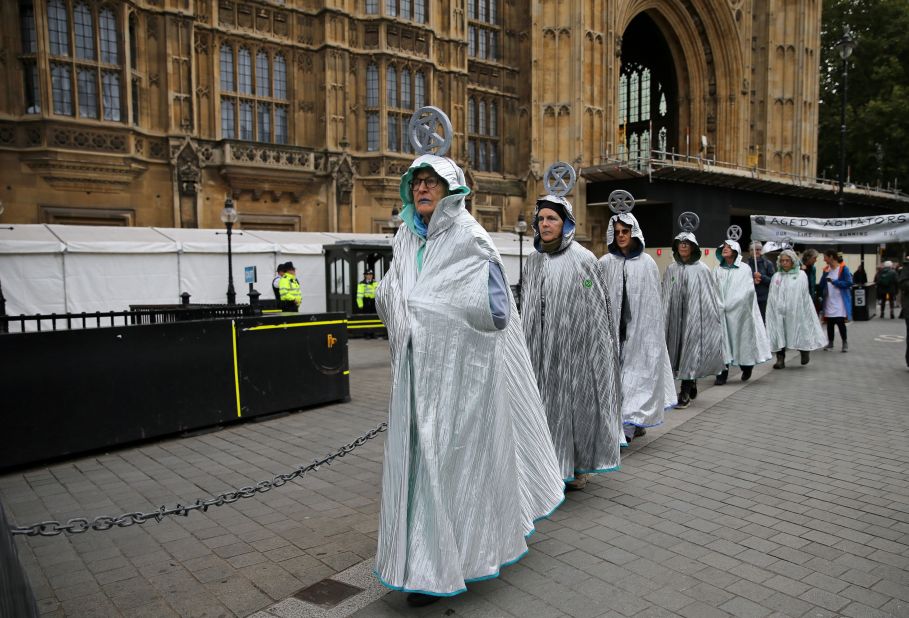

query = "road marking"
(874, 335), (905, 342)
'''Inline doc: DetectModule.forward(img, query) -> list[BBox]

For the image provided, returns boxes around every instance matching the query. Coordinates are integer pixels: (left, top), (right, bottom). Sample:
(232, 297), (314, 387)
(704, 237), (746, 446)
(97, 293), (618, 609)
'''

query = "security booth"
(324, 240), (392, 337)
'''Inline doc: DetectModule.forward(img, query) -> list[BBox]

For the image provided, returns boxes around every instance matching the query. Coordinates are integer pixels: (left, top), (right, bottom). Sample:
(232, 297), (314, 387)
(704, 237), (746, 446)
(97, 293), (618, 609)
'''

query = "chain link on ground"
(9, 422), (387, 537)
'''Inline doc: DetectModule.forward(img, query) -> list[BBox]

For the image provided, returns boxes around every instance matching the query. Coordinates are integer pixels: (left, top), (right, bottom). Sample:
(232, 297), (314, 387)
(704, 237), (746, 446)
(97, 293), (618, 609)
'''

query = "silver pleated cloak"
(521, 195), (623, 479)
(662, 233), (726, 379)
(713, 240), (772, 366)
(374, 155), (564, 597)
(599, 213), (677, 427)
(766, 249), (828, 352)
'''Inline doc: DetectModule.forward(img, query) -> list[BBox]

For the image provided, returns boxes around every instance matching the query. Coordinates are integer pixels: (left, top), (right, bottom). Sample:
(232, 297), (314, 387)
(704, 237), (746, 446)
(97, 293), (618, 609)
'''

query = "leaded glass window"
(99, 8), (117, 64)
(46, 1), (124, 122)
(220, 44), (292, 142)
(366, 64), (378, 107)
(74, 3), (94, 60)
(48, 0), (69, 56)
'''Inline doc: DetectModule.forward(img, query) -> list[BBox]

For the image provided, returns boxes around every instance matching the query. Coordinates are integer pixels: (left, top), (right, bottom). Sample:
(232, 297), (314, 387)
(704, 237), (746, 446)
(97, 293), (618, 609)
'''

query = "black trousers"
(826, 317), (847, 342)
(880, 293), (896, 316)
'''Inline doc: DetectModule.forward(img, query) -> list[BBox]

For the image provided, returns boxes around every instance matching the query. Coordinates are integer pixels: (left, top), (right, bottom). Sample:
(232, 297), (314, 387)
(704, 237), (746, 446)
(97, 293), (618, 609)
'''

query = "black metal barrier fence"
(0, 312), (350, 471)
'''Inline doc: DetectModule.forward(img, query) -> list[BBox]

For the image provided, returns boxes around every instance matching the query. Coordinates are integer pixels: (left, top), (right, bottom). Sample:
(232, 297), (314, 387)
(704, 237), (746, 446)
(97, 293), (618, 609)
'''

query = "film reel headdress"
(408, 106), (453, 156)
(543, 161), (577, 197)
(726, 225), (743, 242)
(607, 190), (636, 215)
(678, 212), (700, 233)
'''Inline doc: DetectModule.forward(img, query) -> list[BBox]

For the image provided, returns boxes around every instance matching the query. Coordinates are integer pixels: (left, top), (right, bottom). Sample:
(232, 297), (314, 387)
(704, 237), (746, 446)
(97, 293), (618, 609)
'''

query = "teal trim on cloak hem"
(372, 494), (566, 598)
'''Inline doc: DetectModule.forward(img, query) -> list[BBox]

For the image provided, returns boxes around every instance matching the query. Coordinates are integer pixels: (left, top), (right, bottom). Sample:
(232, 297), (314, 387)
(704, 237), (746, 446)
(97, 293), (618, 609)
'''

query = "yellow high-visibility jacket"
(278, 273), (301, 305)
(356, 280), (378, 309)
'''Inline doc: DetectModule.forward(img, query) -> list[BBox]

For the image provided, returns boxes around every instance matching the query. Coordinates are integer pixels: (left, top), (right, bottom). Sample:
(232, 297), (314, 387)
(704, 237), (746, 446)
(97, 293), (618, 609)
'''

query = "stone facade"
(0, 0), (821, 252)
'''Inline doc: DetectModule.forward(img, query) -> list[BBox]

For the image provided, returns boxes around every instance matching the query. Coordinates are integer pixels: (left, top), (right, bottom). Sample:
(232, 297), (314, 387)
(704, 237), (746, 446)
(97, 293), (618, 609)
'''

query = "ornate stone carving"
(195, 33), (209, 54)
(48, 128), (128, 153)
(175, 141), (201, 196)
(149, 73), (160, 87)
(147, 16), (158, 40)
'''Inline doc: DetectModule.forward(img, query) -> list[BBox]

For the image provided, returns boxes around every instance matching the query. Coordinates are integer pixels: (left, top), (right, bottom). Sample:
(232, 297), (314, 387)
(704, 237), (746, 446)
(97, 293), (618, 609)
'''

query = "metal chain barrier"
(10, 422), (387, 537)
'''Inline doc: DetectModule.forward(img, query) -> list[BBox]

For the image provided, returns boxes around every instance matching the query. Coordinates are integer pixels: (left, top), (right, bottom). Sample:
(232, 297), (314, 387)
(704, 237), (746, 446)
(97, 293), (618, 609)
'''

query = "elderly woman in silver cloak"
(599, 213), (676, 442)
(766, 248), (828, 368)
(661, 232), (725, 408)
(521, 195), (622, 490)
(713, 239), (772, 384)
(374, 154), (565, 606)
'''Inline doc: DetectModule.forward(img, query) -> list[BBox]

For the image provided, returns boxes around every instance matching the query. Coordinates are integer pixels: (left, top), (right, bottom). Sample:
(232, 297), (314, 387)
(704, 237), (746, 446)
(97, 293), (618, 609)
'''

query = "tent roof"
(49, 224), (179, 254)
(153, 227), (275, 253)
(0, 224), (64, 254)
(240, 230), (337, 255)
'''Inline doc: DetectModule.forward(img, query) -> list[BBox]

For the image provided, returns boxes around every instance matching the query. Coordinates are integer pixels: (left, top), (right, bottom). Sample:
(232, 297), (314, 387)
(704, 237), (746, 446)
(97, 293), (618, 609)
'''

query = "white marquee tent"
(0, 224), (530, 317)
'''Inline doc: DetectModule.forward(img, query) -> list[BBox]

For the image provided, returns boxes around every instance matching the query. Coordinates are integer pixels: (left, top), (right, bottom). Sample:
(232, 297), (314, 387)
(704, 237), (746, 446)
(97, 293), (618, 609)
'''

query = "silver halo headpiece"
(543, 161), (577, 197)
(607, 189), (635, 215)
(408, 106), (453, 157)
(678, 211), (700, 233)
(726, 225), (743, 242)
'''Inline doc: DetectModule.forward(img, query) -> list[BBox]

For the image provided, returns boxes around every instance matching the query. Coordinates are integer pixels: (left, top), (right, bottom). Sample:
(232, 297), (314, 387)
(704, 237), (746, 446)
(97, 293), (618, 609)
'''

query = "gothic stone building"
(0, 0), (826, 253)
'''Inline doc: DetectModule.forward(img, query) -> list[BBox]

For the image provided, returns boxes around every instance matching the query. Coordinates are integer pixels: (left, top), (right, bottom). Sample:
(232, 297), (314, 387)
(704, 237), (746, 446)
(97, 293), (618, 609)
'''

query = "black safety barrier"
(346, 312), (387, 338)
(0, 313), (349, 471)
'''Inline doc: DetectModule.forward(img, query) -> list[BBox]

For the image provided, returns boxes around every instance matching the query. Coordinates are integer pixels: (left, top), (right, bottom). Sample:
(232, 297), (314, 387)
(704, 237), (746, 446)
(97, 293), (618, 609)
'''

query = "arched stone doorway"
(618, 13), (678, 165)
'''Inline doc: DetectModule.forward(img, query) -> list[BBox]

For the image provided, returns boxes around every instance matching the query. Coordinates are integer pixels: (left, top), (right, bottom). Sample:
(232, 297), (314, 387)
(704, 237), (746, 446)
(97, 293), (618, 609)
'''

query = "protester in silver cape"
(766, 249), (828, 368)
(374, 155), (564, 599)
(521, 195), (623, 483)
(661, 232), (725, 407)
(713, 239), (772, 381)
(599, 213), (676, 440)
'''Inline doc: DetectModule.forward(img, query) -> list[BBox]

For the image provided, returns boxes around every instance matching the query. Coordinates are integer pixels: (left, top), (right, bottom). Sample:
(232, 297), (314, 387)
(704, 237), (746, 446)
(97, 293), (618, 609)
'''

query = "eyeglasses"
(614, 228), (632, 236)
(410, 176), (441, 190)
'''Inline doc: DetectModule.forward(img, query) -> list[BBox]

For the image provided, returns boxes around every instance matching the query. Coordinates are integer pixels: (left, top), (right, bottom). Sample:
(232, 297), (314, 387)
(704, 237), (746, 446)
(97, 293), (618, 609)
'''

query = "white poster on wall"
(751, 213), (909, 244)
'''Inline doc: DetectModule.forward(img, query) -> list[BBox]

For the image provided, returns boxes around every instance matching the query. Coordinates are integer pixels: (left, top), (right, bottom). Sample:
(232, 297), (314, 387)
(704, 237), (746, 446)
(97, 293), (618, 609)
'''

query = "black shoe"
(714, 370), (728, 386)
(800, 351), (810, 365)
(773, 353), (785, 369)
(407, 593), (441, 607)
(676, 393), (691, 409)
(634, 426), (646, 438)
(741, 366), (753, 381)
(690, 383), (698, 400)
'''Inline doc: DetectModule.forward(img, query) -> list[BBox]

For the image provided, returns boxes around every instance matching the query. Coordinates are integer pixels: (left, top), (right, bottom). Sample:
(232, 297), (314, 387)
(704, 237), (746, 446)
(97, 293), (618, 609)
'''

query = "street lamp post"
(514, 212), (528, 312)
(836, 28), (856, 220)
(220, 196), (239, 305)
(388, 207), (403, 234)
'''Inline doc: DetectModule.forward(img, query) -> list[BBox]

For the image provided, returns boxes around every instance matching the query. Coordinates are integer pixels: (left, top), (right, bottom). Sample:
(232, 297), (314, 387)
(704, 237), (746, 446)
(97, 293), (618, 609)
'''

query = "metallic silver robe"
(374, 155), (564, 596)
(662, 233), (726, 380)
(521, 196), (623, 479)
(766, 250), (828, 352)
(599, 213), (676, 427)
(713, 240), (772, 367)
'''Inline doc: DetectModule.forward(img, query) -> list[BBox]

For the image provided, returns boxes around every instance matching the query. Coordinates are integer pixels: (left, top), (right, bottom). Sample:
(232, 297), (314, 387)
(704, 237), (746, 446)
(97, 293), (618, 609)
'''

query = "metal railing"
(598, 149), (908, 201)
(0, 305), (257, 334)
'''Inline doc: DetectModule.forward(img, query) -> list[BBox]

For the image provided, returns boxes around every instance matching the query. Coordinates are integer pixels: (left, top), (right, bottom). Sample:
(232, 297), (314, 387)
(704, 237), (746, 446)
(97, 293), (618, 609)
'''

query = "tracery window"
(617, 14), (677, 163)
(366, 61), (425, 153)
(618, 62), (668, 164)
(20, 0), (40, 113)
(384, 0), (427, 22)
(468, 0), (499, 61)
(467, 96), (499, 172)
(220, 43), (289, 143)
(42, 0), (124, 121)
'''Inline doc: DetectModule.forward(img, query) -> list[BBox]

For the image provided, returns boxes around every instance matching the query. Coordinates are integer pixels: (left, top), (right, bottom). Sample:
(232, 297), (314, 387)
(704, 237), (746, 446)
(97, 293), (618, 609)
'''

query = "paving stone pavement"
(2, 318), (908, 617)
